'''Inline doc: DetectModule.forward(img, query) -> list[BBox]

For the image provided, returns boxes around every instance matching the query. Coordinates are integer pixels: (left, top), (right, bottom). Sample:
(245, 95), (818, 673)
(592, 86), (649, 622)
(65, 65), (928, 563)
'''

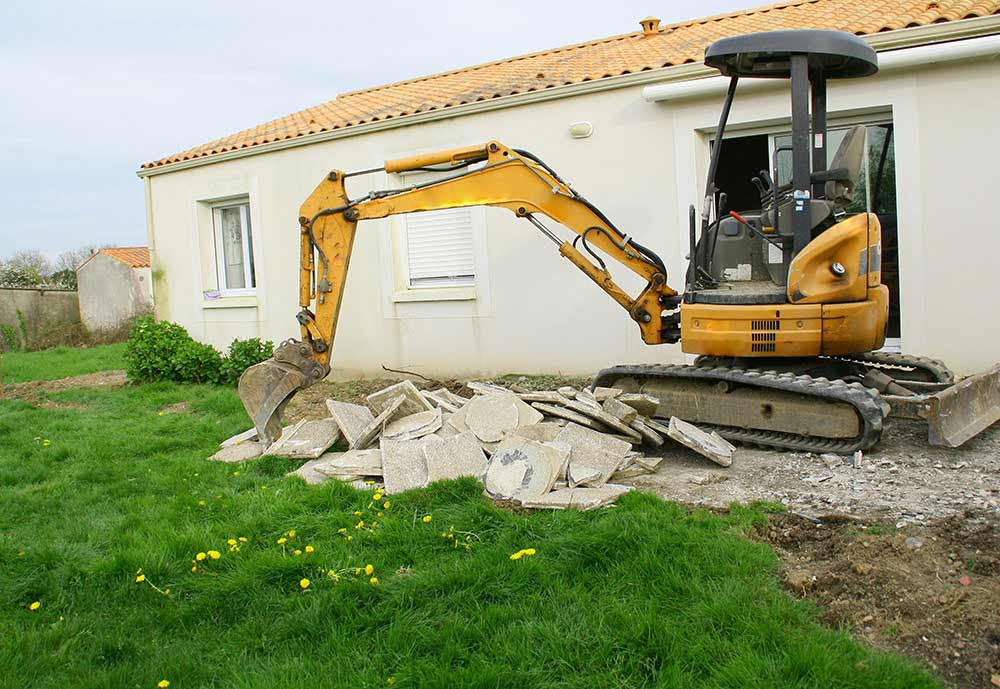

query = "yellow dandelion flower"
(386, 678), (396, 685)
(299, 578), (310, 589)
(377, 512), (383, 518)
(383, 501), (391, 509)
(195, 552), (206, 561)
(227, 539), (237, 546)
(347, 536), (353, 541)
(354, 567), (362, 576)
(197, 500), (206, 507)
(422, 515), (432, 523)
(164, 589), (171, 595)
(191, 565), (198, 573)
(29, 601), (41, 611)
(42, 440), (51, 446)
(277, 537), (287, 545)
(207, 550), (221, 560)
(34, 436), (41, 441)
(305, 545), (314, 553)
(372, 492), (383, 501)
(510, 551), (524, 560)
(524, 548), (536, 556)
(158, 411), (165, 416)
(353, 511), (362, 517)
(158, 681), (170, 688)
(293, 549), (302, 556)
(364, 564), (374, 576)
(287, 530), (296, 538)
(337, 528), (347, 535)
(354, 520), (364, 529)
(232, 471), (239, 476)
(135, 574), (146, 583)
(238, 537), (247, 542)
(369, 576), (378, 586)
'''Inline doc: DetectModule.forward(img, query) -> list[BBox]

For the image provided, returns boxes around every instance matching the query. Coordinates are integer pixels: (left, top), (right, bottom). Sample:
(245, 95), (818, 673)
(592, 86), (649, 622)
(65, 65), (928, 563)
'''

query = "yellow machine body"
(682, 213), (887, 357)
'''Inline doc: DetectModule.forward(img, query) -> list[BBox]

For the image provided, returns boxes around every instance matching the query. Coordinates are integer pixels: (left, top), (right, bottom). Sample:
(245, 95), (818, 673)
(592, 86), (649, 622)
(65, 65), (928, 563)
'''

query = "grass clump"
(0, 382), (941, 688)
(0, 342), (126, 384)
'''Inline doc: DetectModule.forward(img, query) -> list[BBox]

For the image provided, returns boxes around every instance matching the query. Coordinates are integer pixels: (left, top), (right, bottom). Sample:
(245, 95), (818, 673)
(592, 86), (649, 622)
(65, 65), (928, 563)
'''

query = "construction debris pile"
(210, 380), (737, 510)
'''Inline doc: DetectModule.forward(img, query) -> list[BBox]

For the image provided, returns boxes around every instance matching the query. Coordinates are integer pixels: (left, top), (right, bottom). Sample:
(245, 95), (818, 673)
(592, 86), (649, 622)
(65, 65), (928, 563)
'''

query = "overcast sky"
(0, 0), (746, 261)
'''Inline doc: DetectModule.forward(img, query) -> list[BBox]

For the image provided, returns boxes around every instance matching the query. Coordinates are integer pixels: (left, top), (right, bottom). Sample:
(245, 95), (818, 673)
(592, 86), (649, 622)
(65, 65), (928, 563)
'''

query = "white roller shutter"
(404, 207), (476, 288)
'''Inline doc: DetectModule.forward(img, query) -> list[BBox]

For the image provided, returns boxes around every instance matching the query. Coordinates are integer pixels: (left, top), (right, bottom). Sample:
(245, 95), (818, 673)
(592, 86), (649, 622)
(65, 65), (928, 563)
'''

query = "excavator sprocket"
(592, 363), (889, 453)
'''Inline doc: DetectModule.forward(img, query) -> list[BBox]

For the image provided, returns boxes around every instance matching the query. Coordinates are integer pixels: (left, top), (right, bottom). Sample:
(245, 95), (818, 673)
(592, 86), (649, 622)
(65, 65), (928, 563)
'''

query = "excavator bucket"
(884, 362), (1000, 447)
(238, 359), (310, 446)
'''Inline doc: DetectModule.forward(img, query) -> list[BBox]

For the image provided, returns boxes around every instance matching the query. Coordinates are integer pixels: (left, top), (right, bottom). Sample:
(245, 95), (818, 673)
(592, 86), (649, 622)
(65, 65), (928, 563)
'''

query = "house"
(77, 247), (153, 333)
(137, 0), (1000, 377)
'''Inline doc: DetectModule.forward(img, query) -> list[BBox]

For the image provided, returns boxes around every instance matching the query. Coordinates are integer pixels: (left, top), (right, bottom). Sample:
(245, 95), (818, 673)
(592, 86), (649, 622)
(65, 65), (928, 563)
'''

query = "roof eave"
(136, 15), (1000, 179)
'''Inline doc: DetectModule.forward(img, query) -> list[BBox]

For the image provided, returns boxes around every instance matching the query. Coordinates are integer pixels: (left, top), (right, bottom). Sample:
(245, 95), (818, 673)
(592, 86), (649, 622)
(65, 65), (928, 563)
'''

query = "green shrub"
(124, 316), (273, 386)
(221, 337), (274, 385)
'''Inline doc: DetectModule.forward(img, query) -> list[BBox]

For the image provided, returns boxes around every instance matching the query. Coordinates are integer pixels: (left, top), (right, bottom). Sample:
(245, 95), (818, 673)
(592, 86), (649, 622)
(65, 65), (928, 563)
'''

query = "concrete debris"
(521, 484), (633, 511)
(381, 435), (442, 494)
(629, 417), (664, 447)
(351, 395), (406, 450)
(420, 390), (461, 413)
(424, 431), (488, 482)
(592, 387), (623, 402)
(314, 449), (383, 477)
(465, 394), (519, 442)
(517, 390), (570, 404)
(666, 417), (736, 467)
(265, 418), (341, 459)
(382, 408), (443, 442)
(366, 380), (434, 418)
(557, 386), (579, 398)
(555, 421), (633, 462)
(602, 396), (637, 424)
(220, 427), (258, 447)
(287, 456), (360, 485)
(325, 400), (376, 447)
(561, 400), (643, 442)
(575, 388), (600, 406)
(506, 422), (564, 443)
(209, 440), (265, 463)
(467, 381), (512, 397)
(567, 462), (602, 488)
(484, 440), (560, 501)
(618, 392), (660, 417)
(612, 462), (650, 480)
(530, 402), (609, 432)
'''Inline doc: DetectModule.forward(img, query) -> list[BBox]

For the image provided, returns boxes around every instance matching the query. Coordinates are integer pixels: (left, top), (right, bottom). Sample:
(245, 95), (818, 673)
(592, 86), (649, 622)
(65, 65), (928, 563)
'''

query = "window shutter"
(404, 208), (476, 287)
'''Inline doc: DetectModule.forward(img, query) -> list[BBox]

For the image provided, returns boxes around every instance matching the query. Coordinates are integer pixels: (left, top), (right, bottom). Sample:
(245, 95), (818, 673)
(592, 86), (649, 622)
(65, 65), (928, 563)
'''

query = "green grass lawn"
(0, 364), (941, 688)
(0, 343), (126, 384)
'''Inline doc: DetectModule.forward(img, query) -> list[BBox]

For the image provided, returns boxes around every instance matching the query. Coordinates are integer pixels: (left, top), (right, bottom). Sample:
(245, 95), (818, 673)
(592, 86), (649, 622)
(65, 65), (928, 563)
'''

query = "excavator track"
(592, 363), (889, 453)
(827, 351), (954, 384)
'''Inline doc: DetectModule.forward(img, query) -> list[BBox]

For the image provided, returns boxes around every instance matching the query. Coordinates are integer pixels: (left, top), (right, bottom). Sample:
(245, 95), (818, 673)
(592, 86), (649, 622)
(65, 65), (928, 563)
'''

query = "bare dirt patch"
(754, 510), (1000, 689)
(2, 369), (127, 406)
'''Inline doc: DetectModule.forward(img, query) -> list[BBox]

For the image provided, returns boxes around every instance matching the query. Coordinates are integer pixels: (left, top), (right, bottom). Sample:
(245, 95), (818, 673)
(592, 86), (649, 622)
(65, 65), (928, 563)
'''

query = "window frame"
(402, 206), (477, 290)
(211, 200), (256, 296)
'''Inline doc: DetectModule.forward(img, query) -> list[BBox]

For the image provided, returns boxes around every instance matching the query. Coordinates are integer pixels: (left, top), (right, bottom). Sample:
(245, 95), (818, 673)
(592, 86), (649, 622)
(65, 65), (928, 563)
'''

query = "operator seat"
(823, 124), (866, 207)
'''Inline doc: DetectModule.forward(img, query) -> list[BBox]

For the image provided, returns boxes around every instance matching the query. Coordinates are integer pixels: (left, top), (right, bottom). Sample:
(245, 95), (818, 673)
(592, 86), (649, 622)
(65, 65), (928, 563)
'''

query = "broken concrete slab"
(466, 381), (512, 396)
(629, 417), (664, 447)
(209, 440), (265, 463)
(575, 388), (600, 407)
(287, 457), (357, 485)
(567, 462), (602, 488)
(434, 416), (461, 438)
(602, 397), (638, 424)
(641, 416), (671, 435)
(557, 386), (579, 398)
(220, 427), (258, 448)
(517, 390), (570, 404)
(555, 422), (633, 482)
(325, 400), (376, 447)
(530, 402), (608, 432)
(265, 418), (341, 459)
(506, 422), (564, 443)
(612, 462), (651, 480)
(632, 454), (663, 472)
(424, 431), (488, 483)
(382, 408), (443, 442)
(484, 440), (559, 501)
(560, 400), (643, 442)
(618, 393), (660, 417)
(313, 449), (383, 477)
(521, 484), (633, 511)
(420, 390), (461, 414)
(351, 396), (406, 450)
(465, 394), (519, 442)
(435, 388), (471, 407)
(566, 444), (622, 485)
(366, 380), (434, 418)
(592, 387), (623, 402)
(446, 403), (471, 433)
(380, 435), (442, 494)
(666, 417), (736, 467)
(511, 395), (545, 426)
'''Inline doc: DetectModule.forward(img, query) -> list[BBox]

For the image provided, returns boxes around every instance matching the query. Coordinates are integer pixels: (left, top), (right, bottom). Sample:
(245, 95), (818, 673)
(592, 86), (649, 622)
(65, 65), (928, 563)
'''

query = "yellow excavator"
(239, 29), (1000, 453)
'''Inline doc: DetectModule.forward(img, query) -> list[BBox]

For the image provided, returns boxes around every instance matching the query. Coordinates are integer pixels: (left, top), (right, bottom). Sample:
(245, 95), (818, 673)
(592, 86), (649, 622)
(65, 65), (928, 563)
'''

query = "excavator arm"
(239, 140), (679, 443)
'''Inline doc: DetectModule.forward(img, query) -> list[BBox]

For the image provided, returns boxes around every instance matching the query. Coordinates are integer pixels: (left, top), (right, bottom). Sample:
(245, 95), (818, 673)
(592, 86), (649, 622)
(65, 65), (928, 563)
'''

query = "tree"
(56, 246), (100, 272)
(5, 250), (52, 279)
(50, 268), (77, 290)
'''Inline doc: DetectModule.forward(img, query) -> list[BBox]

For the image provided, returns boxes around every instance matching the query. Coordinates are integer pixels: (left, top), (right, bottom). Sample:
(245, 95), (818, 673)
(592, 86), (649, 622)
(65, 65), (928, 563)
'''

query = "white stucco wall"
(77, 253), (153, 333)
(143, 47), (1000, 377)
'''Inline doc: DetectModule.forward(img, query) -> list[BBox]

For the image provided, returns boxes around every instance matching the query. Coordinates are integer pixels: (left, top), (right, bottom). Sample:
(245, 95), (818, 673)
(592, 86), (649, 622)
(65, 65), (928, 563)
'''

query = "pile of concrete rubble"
(210, 380), (736, 510)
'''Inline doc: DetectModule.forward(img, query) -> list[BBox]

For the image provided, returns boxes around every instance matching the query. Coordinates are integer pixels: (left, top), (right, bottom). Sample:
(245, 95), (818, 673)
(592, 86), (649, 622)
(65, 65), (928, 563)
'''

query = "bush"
(124, 316), (273, 386)
(221, 337), (274, 385)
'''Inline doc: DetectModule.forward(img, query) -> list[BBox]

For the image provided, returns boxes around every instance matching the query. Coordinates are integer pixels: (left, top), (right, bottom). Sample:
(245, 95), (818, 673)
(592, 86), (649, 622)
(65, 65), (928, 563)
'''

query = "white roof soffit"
(642, 30), (1000, 103)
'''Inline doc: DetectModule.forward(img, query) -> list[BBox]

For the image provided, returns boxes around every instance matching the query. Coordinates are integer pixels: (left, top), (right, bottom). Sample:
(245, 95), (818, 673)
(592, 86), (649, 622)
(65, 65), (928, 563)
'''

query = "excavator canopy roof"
(705, 29), (878, 79)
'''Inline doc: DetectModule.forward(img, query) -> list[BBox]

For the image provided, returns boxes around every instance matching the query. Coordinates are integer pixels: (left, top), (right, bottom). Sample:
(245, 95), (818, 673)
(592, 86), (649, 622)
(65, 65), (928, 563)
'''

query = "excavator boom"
(239, 141), (679, 443)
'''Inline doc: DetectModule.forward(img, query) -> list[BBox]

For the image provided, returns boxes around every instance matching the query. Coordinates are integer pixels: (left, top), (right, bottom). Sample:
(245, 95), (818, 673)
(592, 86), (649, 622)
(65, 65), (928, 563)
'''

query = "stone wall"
(0, 287), (81, 351)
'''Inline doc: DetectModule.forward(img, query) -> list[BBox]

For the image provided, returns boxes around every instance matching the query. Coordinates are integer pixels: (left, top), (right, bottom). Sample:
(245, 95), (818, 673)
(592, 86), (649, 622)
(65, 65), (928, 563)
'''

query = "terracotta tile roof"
(100, 247), (150, 268)
(143, 0), (1000, 169)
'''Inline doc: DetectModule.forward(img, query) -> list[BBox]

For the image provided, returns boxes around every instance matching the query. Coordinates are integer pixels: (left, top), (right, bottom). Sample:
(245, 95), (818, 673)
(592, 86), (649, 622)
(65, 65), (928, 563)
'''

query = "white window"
(212, 201), (256, 294)
(403, 207), (476, 288)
